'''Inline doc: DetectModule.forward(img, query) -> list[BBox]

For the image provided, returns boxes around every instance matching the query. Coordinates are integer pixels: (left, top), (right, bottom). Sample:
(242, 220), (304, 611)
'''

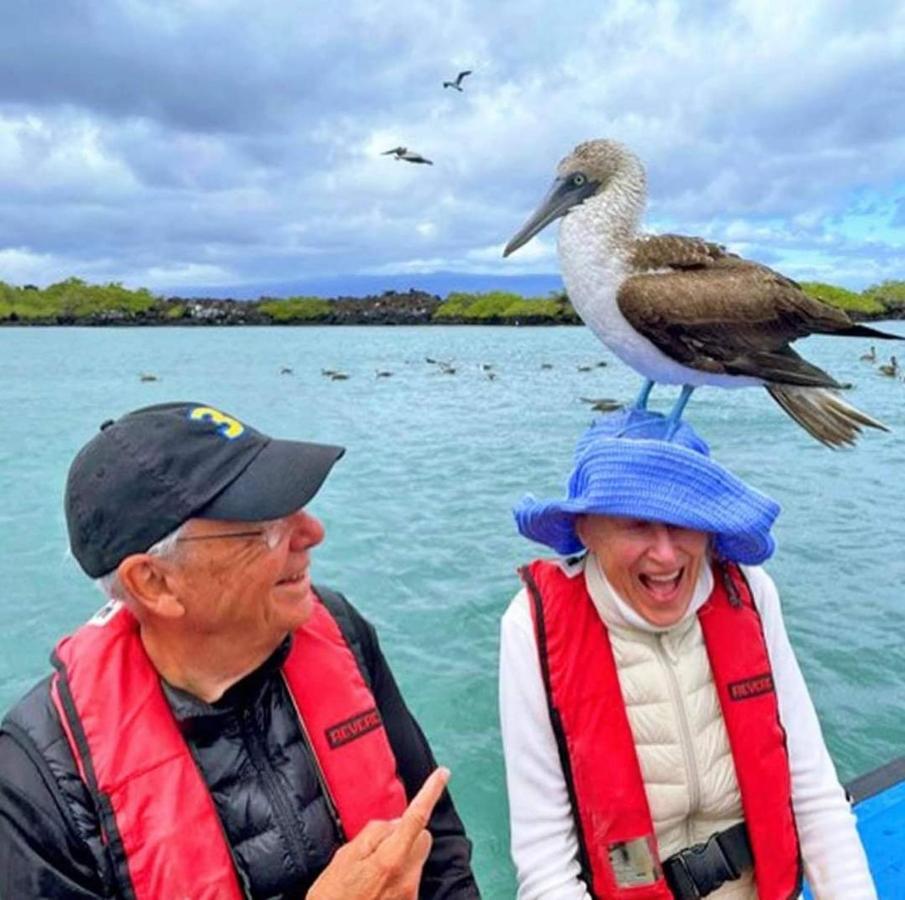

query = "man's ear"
(117, 554), (186, 620)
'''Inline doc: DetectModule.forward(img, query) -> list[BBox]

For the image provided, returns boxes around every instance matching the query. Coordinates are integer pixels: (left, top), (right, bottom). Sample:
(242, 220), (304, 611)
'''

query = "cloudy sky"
(1, 0), (903, 295)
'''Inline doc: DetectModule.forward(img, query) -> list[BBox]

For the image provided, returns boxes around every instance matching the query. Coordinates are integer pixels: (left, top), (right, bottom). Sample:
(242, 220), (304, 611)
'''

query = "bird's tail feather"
(836, 323), (902, 341)
(766, 385), (888, 448)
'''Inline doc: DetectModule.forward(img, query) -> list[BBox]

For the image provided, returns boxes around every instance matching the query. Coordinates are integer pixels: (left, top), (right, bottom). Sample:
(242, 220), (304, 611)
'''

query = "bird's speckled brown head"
(503, 138), (645, 257)
(556, 139), (643, 193)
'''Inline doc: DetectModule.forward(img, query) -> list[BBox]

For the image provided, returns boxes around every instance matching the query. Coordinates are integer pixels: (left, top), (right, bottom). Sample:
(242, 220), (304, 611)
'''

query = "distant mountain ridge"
(163, 271), (565, 300)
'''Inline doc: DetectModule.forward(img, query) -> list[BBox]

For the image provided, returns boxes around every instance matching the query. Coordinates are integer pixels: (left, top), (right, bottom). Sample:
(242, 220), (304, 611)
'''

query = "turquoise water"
(1, 324), (904, 897)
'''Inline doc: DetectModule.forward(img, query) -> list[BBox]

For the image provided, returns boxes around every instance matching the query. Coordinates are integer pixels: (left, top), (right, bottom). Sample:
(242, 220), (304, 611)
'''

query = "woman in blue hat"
(499, 409), (874, 899)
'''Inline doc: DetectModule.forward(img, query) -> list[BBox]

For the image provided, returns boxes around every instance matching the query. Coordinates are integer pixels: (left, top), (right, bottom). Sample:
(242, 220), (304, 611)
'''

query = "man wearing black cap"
(0, 402), (479, 899)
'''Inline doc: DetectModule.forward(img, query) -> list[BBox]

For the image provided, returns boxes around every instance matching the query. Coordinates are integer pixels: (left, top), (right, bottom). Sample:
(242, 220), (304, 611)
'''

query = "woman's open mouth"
(638, 568), (684, 602)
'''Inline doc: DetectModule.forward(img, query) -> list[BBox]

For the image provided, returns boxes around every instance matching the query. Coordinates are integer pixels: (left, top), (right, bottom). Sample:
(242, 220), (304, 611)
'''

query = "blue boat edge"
(804, 756), (905, 899)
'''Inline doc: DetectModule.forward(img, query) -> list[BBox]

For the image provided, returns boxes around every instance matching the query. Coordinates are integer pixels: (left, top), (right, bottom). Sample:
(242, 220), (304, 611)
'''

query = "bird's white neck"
(560, 155), (647, 271)
(555, 156), (659, 374)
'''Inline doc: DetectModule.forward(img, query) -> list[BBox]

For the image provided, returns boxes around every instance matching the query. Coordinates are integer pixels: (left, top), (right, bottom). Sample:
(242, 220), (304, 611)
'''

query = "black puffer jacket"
(0, 588), (480, 899)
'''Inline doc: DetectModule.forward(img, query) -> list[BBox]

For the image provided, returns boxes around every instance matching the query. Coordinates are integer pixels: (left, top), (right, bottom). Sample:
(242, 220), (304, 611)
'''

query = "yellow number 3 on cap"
(190, 406), (245, 439)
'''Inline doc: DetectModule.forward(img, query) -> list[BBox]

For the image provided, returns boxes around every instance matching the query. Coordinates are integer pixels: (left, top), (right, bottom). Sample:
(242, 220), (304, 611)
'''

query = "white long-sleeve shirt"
(499, 555), (876, 899)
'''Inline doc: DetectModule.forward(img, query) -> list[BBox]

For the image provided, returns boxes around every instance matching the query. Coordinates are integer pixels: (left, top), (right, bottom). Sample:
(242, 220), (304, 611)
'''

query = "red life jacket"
(50, 596), (407, 900)
(522, 558), (802, 900)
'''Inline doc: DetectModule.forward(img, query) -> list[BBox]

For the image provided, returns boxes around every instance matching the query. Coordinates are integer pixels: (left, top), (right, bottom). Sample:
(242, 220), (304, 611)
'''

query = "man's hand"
(307, 766), (450, 900)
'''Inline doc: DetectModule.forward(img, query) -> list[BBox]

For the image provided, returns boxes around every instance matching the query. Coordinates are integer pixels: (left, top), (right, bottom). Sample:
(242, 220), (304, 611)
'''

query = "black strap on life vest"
(662, 822), (753, 899)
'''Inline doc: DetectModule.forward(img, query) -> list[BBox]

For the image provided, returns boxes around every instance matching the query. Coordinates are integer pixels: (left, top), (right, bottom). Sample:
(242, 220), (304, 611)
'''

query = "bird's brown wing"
(629, 234), (738, 272)
(616, 256), (856, 387)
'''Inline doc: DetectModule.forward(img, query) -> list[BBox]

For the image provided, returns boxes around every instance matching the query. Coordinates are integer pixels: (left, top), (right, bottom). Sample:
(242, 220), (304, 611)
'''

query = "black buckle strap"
(662, 822), (753, 899)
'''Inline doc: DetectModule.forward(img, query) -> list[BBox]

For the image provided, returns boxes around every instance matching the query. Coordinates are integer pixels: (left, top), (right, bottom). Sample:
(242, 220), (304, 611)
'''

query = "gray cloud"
(0, 0), (902, 291)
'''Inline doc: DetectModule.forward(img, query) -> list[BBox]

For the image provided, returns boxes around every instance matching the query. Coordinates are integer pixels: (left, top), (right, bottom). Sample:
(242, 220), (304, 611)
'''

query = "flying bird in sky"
(503, 138), (900, 447)
(381, 146), (433, 165)
(443, 70), (472, 91)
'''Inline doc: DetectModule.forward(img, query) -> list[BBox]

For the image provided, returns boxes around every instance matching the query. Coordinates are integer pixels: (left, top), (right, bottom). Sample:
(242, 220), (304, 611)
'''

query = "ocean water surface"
(1, 324), (904, 897)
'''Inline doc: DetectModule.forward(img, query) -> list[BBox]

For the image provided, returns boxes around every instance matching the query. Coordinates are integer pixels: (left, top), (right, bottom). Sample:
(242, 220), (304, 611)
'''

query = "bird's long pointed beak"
(503, 176), (598, 257)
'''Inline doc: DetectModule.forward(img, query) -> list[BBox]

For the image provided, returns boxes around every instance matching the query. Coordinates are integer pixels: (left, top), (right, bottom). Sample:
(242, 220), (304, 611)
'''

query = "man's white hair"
(95, 522), (187, 603)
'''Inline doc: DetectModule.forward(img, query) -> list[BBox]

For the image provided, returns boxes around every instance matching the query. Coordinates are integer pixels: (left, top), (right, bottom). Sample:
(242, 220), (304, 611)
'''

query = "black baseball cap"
(65, 402), (345, 578)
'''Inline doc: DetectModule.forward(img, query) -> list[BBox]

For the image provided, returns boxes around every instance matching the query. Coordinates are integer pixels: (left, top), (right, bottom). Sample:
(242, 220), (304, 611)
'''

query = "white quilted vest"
(585, 555), (758, 899)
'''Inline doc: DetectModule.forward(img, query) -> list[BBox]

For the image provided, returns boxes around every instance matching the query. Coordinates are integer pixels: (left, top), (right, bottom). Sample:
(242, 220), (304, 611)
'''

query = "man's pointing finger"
(382, 766), (450, 852)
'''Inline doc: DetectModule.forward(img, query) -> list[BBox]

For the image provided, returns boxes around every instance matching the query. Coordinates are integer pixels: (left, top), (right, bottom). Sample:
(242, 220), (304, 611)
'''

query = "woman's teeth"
(640, 570), (682, 592)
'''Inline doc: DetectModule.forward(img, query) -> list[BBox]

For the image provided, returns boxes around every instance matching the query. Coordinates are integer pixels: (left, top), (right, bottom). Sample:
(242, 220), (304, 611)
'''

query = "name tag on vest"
(728, 673), (774, 701)
(325, 708), (383, 748)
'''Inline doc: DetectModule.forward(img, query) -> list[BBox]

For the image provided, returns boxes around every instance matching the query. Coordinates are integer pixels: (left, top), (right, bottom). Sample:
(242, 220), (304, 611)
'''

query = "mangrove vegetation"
(1, 276), (904, 326)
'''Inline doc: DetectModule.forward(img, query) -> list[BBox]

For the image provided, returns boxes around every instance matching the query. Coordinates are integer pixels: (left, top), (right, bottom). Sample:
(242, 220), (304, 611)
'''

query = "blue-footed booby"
(503, 138), (901, 447)
(443, 70), (472, 91)
(381, 146), (433, 165)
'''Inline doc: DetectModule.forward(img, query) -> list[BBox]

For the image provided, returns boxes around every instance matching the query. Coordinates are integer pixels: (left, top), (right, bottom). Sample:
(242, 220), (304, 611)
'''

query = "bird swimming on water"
(503, 138), (900, 447)
(381, 146), (433, 165)
(443, 70), (472, 91)
(581, 397), (623, 413)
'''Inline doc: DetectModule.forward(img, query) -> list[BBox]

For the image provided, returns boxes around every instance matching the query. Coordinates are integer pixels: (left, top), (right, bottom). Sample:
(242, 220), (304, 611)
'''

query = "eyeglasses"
(176, 518), (292, 551)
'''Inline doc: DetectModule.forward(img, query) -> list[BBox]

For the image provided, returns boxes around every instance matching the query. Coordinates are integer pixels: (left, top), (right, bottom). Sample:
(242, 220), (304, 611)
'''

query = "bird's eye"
(572, 173), (586, 187)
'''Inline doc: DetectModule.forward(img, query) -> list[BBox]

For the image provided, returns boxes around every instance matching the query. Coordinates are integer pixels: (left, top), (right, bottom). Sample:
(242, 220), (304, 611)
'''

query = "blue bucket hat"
(514, 408), (780, 565)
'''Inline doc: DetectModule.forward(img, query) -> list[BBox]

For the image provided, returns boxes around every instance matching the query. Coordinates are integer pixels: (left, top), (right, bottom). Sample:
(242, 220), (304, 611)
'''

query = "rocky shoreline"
(0, 289), (583, 326)
(2, 285), (902, 326)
